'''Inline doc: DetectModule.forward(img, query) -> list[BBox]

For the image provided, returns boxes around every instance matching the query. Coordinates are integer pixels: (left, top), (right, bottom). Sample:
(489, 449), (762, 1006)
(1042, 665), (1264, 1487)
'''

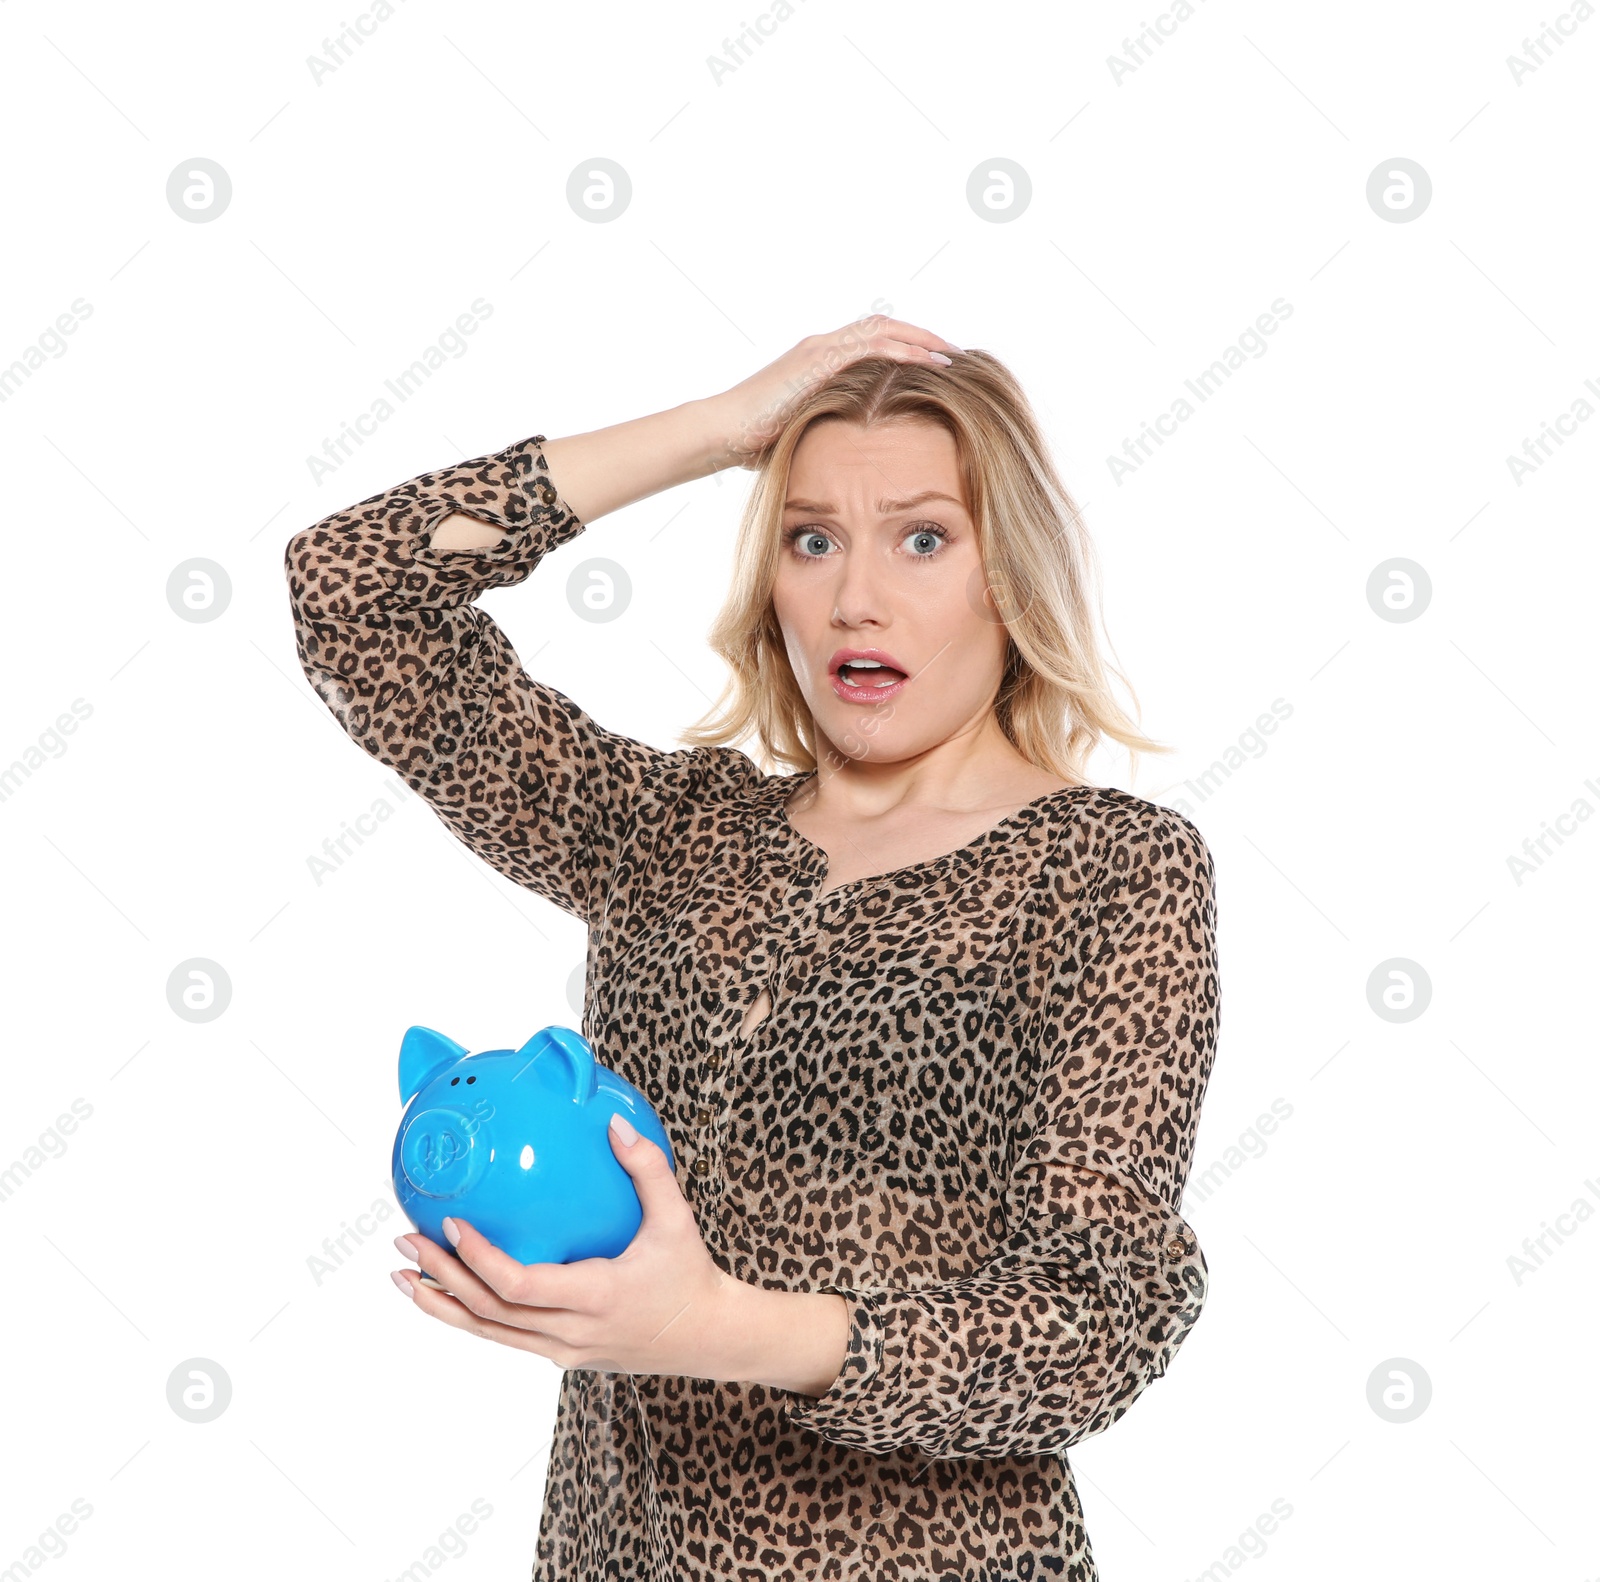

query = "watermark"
(966, 159), (1032, 222)
(1367, 1358), (1431, 1422)
(1106, 0), (1212, 85)
(307, 773), (417, 886)
(168, 958), (232, 1022)
(1179, 1497), (1293, 1579)
(1505, 1175), (1600, 1285)
(167, 558), (233, 623)
(0, 1499), (95, 1572)
(168, 1357), (232, 1422)
(566, 159), (632, 223)
(1160, 697), (1293, 819)
(1106, 299), (1294, 485)
(306, 298), (495, 484)
(308, 1191), (400, 1286)
(1505, 774), (1600, 885)
(1183, 1098), (1293, 1207)
(0, 297), (94, 405)
(166, 158), (231, 223)
(707, 0), (811, 84)
(0, 697), (93, 805)
(1365, 158), (1432, 223)
(0, 1098), (94, 1208)
(1507, 0), (1595, 84)
(1366, 958), (1431, 1022)
(1504, 375), (1599, 485)
(1366, 558), (1432, 622)
(566, 558), (632, 622)
(307, 0), (415, 86)
(384, 1498), (494, 1579)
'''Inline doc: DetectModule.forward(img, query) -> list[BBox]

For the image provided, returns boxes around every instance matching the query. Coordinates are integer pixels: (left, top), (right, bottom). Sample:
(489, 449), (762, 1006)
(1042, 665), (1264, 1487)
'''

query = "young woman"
(284, 318), (1221, 1581)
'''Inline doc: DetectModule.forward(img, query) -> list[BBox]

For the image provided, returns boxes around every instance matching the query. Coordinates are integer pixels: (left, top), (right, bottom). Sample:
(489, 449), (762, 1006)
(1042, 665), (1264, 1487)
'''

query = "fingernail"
(442, 1217), (461, 1246)
(609, 1111), (640, 1147)
(929, 352), (953, 365)
(393, 1235), (418, 1261)
(390, 1270), (412, 1295)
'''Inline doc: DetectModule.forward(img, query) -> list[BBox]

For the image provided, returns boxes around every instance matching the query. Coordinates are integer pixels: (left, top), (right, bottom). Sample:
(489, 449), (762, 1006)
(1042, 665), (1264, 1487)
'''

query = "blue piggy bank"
(391, 1024), (676, 1271)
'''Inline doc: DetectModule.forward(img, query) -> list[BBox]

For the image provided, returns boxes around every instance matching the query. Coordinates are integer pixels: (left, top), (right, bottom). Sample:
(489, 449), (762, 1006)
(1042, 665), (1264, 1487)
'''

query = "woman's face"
(771, 417), (1012, 769)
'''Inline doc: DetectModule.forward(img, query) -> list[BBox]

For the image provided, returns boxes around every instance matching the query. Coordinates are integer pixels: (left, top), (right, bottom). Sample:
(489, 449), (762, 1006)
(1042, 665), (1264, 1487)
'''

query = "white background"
(1, 0), (1596, 1577)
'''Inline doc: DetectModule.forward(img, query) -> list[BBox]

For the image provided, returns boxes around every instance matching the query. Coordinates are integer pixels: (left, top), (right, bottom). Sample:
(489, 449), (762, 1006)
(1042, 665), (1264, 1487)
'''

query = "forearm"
(427, 399), (736, 555)
(719, 1280), (850, 1398)
(540, 396), (737, 527)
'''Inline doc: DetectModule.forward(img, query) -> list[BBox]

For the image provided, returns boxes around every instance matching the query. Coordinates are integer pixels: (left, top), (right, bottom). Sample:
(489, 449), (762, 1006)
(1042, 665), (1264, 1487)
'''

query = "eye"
(783, 525), (834, 559)
(781, 522), (951, 561)
(903, 525), (947, 557)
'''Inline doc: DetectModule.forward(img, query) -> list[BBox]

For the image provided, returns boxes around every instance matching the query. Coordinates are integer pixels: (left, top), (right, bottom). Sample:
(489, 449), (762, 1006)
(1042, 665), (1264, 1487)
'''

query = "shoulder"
(631, 742), (771, 814)
(1052, 784), (1215, 893)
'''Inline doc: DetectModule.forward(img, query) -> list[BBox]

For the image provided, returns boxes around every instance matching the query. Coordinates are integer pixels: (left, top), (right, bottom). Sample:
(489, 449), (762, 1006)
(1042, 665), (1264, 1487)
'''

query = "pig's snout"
(399, 1106), (490, 1198)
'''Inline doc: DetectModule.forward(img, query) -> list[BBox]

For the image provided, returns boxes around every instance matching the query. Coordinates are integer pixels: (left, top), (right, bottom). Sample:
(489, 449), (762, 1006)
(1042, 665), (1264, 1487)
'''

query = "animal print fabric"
(284, 433), (1221, 1581)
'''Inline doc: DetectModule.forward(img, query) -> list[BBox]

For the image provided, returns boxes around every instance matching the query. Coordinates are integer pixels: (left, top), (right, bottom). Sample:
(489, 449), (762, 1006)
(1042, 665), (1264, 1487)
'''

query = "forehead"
(785, 419), (967, 513)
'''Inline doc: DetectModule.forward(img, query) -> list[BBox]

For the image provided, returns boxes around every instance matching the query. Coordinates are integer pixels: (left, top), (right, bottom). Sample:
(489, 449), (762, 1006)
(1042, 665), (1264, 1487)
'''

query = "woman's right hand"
(706, 317), (962, 469)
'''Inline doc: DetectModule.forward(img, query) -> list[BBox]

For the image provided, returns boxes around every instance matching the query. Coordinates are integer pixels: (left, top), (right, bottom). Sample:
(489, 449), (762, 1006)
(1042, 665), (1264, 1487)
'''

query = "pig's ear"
(399, 1025), (470, 1105)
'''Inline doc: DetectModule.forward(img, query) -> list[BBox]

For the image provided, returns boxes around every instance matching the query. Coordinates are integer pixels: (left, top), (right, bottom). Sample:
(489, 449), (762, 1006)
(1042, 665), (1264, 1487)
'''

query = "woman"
(284, 318), (1221, 1580)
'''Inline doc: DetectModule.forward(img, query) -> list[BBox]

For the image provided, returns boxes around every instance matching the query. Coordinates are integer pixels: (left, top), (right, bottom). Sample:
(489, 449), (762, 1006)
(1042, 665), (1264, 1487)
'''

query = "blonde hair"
(678, 348), (1171, 784)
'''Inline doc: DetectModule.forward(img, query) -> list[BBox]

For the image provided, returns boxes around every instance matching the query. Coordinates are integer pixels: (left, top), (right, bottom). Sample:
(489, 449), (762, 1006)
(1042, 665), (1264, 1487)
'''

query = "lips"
(827, 647), (913, 705)
(828, 647), (909, 680)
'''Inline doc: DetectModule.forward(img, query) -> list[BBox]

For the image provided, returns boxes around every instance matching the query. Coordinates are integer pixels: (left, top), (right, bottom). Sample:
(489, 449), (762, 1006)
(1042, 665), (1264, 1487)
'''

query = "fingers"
(853, 316), (961, 357)
(396, 1222), (586, 1329)
(396, 1270), (570, 1360)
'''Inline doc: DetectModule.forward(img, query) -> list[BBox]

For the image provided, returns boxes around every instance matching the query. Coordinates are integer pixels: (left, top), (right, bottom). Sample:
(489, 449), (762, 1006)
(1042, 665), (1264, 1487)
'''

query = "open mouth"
(835, 659), (909, 689)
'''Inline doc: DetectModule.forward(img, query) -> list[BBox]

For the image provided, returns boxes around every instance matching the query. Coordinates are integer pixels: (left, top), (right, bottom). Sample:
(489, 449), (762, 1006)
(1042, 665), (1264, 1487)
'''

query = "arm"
(768, 809), (1221, 1459)
(284, 321), (960, 922)
(283, 411), (722, 926)
(431, 398), (732, 548)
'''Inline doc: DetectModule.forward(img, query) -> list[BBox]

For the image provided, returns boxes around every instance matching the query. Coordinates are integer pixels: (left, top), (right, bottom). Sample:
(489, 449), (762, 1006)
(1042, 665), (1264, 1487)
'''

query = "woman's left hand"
(390, 1114), (748, 1382)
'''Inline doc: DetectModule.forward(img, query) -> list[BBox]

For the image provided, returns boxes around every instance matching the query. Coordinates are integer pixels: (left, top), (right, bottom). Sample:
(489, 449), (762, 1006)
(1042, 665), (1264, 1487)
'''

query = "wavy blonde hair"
(678, 348), (1170, 784)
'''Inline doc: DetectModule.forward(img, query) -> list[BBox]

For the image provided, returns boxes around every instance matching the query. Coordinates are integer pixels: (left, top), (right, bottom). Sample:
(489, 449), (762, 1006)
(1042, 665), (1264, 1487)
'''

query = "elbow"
(284, 527), (322, 622)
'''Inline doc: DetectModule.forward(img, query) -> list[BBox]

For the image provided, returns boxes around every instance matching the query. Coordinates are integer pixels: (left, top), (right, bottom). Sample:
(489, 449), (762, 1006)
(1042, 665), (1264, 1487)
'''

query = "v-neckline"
(759, 771), (1098, 899)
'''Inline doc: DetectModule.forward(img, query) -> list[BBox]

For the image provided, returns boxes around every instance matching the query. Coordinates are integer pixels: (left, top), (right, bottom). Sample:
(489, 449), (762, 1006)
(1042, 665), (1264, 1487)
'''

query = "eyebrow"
(781, 489), (967, 515)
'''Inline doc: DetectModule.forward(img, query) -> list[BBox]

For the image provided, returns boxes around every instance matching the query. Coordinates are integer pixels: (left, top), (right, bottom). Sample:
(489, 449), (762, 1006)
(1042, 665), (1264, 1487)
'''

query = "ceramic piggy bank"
(391, 1024), (676, 1270)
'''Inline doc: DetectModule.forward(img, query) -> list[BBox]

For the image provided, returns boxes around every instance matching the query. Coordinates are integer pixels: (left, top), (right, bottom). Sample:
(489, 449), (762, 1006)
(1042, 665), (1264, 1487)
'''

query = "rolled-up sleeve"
(778, 809), (1220, 1459)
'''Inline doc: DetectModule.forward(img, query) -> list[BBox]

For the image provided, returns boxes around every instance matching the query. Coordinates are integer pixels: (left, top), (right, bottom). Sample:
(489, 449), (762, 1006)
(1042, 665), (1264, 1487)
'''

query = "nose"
(398, 1105), (489, 1198)
(827, 544), (891, 634)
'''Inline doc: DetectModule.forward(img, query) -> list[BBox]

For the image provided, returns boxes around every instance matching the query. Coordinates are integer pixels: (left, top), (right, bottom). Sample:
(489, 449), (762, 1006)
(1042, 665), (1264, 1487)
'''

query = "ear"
(399, 1025), (469, 1105)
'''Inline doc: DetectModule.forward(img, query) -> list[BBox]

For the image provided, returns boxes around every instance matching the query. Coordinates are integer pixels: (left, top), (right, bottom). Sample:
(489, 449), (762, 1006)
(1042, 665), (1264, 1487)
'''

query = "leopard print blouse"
(284, 432), (1221, 1581)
